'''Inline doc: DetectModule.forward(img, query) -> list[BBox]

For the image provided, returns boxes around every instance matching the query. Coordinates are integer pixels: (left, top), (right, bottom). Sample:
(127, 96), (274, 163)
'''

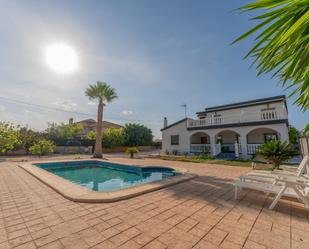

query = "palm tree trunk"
(93, 99), (103, 158)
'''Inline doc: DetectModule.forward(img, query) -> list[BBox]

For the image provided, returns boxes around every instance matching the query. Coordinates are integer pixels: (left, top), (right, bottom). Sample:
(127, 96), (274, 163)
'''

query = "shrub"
(126, 147), (139, 158)
(256, 140), (298, 170)
(102, 128), (125, 148)
(18, 127), (44, 153)
(84, 130), (96, 140)
(0, 122), (21, 153)
(45, 123), (83, 140)
(123, 123), (153, 146)
(29, 139), (55, 156)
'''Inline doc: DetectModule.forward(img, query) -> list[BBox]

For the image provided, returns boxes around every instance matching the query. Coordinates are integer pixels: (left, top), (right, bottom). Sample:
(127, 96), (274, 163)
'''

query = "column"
(210, 135), (217, 156)
(240, 134), (248, 159)
(235, 141), (239, 157)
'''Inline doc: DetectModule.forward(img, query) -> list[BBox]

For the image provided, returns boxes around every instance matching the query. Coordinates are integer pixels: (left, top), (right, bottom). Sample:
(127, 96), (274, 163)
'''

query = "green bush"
(18, 127), (44, 153)
(123, 123), (153, 146)
(0, 122), (21, 153)
(45, 123), (83, 140)
(256, 140), (298, 170)
(84, 130), (96, 140)
(126, 147), (139, 158)
(102, 128), (125, 148)
(29, 139), (55, 156)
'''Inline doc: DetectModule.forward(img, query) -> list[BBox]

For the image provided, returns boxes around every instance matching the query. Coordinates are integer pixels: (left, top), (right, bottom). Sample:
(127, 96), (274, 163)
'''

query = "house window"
(264, 133), (278, 142)
(171, 135), (179, 145)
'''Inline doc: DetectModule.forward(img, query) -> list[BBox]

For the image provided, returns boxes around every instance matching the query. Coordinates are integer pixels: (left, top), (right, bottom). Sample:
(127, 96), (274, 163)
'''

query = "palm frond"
(85, 81), (118, 104)
(233, 0), (309, 111)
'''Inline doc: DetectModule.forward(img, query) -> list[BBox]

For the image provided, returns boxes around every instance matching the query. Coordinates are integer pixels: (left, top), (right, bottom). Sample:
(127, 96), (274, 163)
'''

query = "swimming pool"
(35, 160), (179, 192)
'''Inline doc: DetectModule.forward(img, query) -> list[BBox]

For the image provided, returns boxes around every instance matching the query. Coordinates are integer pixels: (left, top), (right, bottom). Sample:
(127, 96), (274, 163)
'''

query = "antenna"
(180, 104), (187, 118)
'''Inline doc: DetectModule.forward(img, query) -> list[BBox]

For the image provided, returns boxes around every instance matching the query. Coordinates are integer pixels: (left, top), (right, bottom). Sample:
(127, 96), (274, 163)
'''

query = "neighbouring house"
(70, 118), (123, 138)
(161, 95), (289, 159)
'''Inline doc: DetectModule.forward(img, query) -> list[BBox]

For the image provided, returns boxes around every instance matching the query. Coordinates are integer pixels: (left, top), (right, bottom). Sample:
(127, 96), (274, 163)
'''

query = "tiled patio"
(0, 157), (308, 249)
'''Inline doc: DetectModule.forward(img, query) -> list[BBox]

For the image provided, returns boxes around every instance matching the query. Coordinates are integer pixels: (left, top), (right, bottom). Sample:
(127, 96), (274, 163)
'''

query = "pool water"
(36, 161), (178, 192)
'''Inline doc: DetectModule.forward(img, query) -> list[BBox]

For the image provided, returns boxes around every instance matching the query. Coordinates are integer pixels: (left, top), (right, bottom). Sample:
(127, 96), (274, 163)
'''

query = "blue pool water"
(35, 161), (178, 192)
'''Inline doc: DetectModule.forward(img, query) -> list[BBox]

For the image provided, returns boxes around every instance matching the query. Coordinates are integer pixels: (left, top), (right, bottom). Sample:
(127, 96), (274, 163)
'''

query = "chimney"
(69, 118), (73, 125)
(163, 117), (168, 128)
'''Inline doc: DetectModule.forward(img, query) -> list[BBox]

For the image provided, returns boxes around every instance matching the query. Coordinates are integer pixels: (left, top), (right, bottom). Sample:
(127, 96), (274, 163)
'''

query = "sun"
(44, 43), (78, 74)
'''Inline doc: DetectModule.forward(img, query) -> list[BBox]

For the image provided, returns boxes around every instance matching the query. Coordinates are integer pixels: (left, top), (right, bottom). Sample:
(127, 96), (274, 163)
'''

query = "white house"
(161, 95), (289, 159)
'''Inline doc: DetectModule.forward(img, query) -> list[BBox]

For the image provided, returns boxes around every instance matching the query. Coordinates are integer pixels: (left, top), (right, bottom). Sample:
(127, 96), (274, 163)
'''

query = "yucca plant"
(232, 0), (309, 111)
(126, 147), (139, 158)
(256, 140), (298, 169)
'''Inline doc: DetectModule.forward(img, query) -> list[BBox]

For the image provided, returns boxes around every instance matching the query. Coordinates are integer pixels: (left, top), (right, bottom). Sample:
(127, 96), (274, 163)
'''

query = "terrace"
(0, 156), (308, 249)
(187, 109), (288, 129)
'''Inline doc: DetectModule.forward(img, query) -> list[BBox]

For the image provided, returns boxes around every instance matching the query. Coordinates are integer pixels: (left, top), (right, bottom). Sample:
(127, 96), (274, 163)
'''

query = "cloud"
(0, 105), (6, 111)
(121, 110), (133, 116)
(53, 100), (77, 111)
(87, 101), (97, 106)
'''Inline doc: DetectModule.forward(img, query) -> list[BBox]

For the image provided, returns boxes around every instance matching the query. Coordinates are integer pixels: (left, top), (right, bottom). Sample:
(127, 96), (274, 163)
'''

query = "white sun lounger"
(235, 174), (309, 209)
(247, 156), (309, 178)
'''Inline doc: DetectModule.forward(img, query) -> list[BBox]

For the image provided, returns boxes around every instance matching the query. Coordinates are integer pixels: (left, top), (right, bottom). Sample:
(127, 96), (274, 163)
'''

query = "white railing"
(188, 109), (287, 128)
(190, 144), (211, 153)
(247, 144), (262, 154)
(215, 143), (221, 155)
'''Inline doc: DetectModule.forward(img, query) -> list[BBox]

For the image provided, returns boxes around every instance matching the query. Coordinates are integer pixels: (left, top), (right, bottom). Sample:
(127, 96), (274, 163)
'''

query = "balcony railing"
(190, 144), (211, 153)
(247, 144), (262, 155)
(187, 109), (287, 128)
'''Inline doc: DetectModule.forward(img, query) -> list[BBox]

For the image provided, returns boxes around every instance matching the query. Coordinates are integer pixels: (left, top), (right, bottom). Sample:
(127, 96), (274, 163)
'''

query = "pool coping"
(19, 158), (197, 203)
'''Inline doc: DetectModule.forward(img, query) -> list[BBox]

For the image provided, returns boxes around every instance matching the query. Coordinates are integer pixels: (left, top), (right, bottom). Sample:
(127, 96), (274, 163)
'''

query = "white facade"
(161, 96), (289, 159)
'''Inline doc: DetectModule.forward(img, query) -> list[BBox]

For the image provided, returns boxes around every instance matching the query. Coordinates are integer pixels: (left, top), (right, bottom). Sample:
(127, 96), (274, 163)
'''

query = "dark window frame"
(171, 135), (179, 145)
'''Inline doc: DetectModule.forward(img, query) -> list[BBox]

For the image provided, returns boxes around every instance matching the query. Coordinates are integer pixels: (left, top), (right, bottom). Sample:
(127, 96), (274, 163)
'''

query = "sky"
(0, 0), (307, 138)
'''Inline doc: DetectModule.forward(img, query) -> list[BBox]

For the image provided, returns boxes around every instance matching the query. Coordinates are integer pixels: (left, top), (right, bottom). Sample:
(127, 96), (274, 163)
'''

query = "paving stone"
(0, 158), (308, 249)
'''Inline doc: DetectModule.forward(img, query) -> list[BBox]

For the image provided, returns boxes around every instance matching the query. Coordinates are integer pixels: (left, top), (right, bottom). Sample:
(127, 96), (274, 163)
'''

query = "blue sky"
(0, 0), (307, 138)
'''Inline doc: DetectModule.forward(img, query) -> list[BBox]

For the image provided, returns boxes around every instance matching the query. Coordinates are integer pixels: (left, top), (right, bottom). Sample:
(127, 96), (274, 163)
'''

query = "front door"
(201, 136), (208, 144)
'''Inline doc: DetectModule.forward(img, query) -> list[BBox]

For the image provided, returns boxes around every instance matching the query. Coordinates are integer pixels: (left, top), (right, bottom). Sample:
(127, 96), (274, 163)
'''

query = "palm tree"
(232, 0), (309, 111)
(256, 140), (298, 170)
(85, 81), (118, 158)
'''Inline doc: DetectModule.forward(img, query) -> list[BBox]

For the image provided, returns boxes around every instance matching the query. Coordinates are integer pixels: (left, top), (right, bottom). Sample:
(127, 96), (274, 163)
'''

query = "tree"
(45, 123), (83, 140)
(85, 81), (118, 158)
(19, 126), (43, 154)
(232, 0), (309, 110)
(29, 139), (54, 156)
(123, 123), (153, 146)
(102, 128), (125, 148)
(302, 123), (309, 137)
(288, 126), (300, 144)
(0, 122), (21, 153)
(257, 140), (298, 169)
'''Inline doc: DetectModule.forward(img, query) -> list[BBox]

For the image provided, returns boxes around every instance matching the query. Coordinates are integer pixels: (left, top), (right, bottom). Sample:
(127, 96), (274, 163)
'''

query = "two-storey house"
(161, 95), (289, 159)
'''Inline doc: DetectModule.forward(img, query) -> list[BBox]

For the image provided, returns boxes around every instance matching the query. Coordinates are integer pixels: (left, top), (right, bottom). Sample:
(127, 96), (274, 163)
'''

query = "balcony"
(187, 109), (287, 128)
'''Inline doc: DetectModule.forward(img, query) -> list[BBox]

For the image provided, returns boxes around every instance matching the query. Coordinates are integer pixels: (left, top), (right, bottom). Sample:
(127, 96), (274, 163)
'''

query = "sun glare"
(44, 43), (78, 74)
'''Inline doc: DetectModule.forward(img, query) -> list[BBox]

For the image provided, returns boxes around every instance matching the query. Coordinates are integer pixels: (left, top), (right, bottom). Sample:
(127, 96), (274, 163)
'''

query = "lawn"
(149, 155), (276, 170)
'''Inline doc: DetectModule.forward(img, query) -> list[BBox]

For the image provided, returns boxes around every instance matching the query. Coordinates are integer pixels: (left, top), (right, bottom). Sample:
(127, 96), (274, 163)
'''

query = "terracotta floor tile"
(1, 158), (308, 249)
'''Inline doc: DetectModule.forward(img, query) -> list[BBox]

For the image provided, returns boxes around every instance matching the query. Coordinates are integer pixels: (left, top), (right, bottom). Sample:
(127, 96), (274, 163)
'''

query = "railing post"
(212, 143), (216, 156)
(235, 141), (239, 158)
(217, 142), (221, 154)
